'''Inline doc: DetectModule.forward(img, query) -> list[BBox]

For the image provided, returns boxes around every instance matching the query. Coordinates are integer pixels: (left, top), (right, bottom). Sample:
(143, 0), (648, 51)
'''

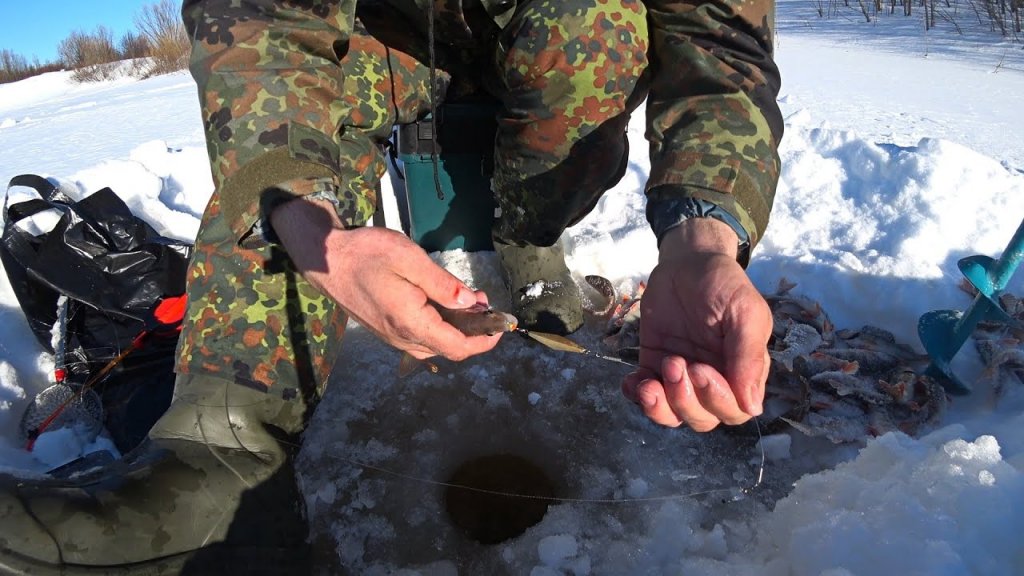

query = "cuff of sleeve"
(215, 147), (340, 249)
(245, 184), (341, 248)
(646, 194), (752, 267)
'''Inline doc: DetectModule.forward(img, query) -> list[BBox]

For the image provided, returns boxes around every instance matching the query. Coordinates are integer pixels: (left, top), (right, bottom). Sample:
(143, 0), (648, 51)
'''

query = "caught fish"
(809, 348), (907, 374)
(770, 322), (824, 372)
(792, 351), (859, 376)
(766, 292), (835, 344)
(435, 304), (519, 336)
(763, 368), (810, 433)
(576, 276), (950, 443)
(601, 281), (644, 361)
(764, 280), (947, 443)
(810, 371), (890, 405)
(975, 336), (1024, 403)
(398, 304), (519, 377)
(584, 275), (618, 316)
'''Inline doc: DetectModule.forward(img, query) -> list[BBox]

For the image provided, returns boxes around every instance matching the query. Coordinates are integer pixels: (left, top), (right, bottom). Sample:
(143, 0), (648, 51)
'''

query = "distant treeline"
(0, 0), (188, 85)
(815, 0), (1022, 36)
(4, 0), (1020, 86)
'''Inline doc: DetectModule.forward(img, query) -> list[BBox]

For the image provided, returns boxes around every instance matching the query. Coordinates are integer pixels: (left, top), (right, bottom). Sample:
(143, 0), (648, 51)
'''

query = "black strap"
(371, 181), (385, 228)
(2, 175), (75, 274)
(8, 174), (58, 200)
(6, 198), (61, 224)
(6, 173), (74, 206)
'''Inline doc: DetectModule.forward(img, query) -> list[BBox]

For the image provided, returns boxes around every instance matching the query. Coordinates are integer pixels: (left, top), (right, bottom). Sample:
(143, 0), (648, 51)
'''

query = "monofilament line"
(330, 416), (768, 505)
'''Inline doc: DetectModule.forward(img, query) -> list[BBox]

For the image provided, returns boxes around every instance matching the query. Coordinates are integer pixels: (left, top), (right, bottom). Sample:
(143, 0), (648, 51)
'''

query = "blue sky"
(1, 1), (158, 63)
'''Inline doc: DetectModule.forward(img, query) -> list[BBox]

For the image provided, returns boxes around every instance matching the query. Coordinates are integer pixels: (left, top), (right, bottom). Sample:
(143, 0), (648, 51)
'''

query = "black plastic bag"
(1, 174), (193, 453)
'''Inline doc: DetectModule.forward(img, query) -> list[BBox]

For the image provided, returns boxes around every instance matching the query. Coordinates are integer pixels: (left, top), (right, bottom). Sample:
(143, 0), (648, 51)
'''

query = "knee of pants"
(491, 0), (649, 192)
(496, 0), (650, 119)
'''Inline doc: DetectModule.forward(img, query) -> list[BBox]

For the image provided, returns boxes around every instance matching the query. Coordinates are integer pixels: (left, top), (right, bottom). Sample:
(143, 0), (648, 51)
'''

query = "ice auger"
(919, 218), (1024, 394)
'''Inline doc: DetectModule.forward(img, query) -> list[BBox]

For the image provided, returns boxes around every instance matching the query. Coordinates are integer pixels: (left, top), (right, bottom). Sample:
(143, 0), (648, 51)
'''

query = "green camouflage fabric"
(643, 0), (781, 248)
(176, 189), (346, 399)
(179, 0), (782, 396)
(487, 1), (650, 246)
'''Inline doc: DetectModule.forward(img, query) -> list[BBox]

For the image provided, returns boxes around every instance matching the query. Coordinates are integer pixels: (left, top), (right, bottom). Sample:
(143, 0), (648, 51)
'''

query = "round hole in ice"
(444, 453), (556, 544)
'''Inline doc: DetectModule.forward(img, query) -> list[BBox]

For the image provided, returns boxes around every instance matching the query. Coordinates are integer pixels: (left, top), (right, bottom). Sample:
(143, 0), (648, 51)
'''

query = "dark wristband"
(646, 196), (751, 263)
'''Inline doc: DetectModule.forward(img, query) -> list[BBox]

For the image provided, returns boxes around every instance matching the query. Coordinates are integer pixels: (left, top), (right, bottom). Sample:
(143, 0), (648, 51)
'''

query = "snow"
(1, 1), (1023, 573)
(761, 431), (1024, 576)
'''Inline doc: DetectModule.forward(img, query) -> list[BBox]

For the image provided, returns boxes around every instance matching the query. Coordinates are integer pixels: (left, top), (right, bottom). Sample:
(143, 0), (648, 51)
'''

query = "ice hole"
(444, 453), (557, 544)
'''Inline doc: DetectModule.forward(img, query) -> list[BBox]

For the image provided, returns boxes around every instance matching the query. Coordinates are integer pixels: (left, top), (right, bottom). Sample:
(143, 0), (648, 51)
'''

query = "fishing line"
(322, 416), (767, 506)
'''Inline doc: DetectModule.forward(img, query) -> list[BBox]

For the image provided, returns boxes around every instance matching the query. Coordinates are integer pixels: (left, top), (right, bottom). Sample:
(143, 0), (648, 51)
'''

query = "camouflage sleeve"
(642, 0), (783, 262)
(182, 0), (366, 247)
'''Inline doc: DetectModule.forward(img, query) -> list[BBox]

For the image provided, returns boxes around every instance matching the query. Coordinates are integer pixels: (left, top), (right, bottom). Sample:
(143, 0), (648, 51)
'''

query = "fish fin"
(398, 353), (420, 378)
(776, 277), (798, 295)
(398, 353), (439, 378)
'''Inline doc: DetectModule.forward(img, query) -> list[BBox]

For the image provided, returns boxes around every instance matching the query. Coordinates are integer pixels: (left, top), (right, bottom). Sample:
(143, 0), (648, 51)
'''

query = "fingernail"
(638, 381), (657, 407)
(639, 390), (657, 408)
(455, 288), (473, 307)
(664, 361), (684, 386)
(689, 368), (708, 389)
(749, 398), (764, 417)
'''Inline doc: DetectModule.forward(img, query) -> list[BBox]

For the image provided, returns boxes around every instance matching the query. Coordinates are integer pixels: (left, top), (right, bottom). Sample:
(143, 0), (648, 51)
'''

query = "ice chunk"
(537, 534), (578, 567)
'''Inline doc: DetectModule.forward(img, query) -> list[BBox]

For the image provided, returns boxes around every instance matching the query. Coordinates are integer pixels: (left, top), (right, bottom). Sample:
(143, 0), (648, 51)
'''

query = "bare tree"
(0, 49), (30, 83)
(134, 0), (190, 76)
(57, 26), (122, 82)
(858, 0), (874, 21)
(120, 31), (150, 61)
(813, 0), (1022, 37)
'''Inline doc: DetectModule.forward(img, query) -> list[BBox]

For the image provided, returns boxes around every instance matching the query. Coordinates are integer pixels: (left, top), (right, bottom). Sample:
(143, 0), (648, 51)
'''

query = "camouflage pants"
(177, 0), (650, 401)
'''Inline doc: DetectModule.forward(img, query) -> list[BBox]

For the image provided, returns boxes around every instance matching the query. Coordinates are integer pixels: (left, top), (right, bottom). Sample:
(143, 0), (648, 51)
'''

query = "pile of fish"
(595, 277), (949, 444)
(586, 274), (643, 363)
(762, 280), (947, 443)
(965, 282), (1024, 402)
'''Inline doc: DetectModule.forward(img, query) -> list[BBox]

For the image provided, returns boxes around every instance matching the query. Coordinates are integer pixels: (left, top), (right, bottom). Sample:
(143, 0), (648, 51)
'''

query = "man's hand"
(270, 197), (502, 361)
(621, 218), (771, 431)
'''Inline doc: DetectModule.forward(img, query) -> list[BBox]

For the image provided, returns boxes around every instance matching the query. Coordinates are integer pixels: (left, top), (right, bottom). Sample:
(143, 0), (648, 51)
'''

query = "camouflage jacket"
(182, 0), (782, 256)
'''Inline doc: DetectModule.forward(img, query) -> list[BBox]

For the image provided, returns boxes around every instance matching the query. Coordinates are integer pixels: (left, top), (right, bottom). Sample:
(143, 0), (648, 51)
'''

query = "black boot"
(495, 239), (583, 335)
(0, 373), (311, 575)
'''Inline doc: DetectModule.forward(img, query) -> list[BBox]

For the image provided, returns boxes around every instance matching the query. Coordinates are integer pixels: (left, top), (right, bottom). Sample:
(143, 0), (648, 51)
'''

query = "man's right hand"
(620, 218), (770, 431)
(270, 197), (502, 361)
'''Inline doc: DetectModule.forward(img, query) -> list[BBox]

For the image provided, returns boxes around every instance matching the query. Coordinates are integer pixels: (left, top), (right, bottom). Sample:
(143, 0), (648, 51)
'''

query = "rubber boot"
(495, 239), (583, 335)
(0, 373), (311, 575)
